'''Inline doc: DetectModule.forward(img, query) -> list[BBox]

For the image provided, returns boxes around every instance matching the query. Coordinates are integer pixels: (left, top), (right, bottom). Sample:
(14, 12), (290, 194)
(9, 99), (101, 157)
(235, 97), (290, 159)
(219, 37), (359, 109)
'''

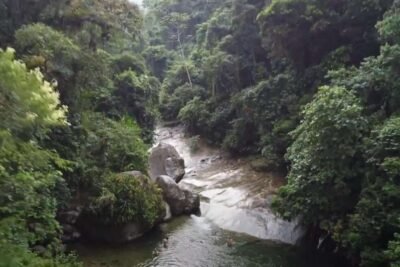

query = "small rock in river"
(211, 155), (222, 162)
(163, 238), (168, 248)
(200, 158), (209, 163)
(226, 237), (236, 247)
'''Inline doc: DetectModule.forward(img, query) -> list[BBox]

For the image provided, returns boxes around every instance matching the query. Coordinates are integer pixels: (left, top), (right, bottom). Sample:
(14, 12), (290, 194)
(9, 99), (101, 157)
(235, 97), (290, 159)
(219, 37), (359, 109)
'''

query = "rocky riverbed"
(72, 125), (345, 267)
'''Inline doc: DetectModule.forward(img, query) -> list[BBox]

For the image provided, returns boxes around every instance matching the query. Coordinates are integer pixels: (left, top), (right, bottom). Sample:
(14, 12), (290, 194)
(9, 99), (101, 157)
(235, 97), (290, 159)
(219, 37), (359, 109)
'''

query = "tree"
(0, 48), (70, 264)
(15, 24), (81, 107)
(273, 86), (367, 227)
(162, 12), (193, 88)
(258, 0), (391, 69)
(41, 0), (142, 50)
(0, 0), (159, 264)
(0, 48), (67, 135)
(341, 116), (400, 266)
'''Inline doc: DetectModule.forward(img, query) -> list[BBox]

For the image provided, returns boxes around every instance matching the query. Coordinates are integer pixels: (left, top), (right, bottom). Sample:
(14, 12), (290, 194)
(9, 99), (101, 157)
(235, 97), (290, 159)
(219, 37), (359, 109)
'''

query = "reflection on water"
(73, 126), (343, 267)
(74, 216), (342, 267)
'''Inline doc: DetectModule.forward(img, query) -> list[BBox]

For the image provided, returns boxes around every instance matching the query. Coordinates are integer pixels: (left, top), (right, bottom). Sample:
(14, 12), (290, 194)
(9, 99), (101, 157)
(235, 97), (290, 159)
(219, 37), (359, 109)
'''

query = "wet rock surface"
(155, 126), (304, 244)
(149, 143), (185, 183)
(155, 175), (200, 216)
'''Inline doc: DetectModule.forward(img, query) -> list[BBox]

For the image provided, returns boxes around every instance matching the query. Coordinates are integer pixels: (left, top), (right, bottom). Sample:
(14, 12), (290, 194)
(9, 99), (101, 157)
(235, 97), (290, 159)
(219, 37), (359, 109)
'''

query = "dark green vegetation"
(146, 0), (400, 266)
(2, 0), (400, 266)
(87, 173), (164, 226)
(0, 0), (161, 265)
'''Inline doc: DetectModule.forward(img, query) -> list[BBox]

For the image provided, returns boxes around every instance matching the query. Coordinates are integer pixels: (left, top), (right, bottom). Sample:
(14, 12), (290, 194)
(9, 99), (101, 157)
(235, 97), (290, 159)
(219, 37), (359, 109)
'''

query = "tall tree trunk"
(177, 30), (193, 89)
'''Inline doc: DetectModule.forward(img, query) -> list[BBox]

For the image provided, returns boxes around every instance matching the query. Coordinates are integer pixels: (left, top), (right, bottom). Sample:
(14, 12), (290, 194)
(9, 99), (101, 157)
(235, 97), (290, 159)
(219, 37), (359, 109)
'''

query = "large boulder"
(149, 143), (185, 183)
(155, 175), (200, 216)
(78, 171), (165, 243)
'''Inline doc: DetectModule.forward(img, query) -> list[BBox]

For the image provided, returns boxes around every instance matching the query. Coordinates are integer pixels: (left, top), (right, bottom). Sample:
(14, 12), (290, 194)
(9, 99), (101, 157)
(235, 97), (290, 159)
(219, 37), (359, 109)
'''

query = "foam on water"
(155, 126), (304, 244)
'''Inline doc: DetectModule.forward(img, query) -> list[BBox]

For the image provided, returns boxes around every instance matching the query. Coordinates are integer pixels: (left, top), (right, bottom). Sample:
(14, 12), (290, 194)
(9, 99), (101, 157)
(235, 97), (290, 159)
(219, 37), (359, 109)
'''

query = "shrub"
(0, 242), (80, 267)
(111, 53), (147, 75)
(160, 83), (207, 121)
(0, 48), (67, 137)
(87, 173), (164, 225)
(77, 113), (149, 189)
(178, 97), (210, 133)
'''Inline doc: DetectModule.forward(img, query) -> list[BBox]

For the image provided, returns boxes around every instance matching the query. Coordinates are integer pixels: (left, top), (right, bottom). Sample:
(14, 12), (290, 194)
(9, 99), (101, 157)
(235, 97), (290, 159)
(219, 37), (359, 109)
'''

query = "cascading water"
(156, 126), (304, 245)
(73, 125), (343, 267)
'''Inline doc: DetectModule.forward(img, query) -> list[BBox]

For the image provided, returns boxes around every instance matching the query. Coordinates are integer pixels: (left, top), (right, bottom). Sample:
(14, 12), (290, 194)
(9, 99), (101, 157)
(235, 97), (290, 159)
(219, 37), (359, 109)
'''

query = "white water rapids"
(155, 125), (304, 245)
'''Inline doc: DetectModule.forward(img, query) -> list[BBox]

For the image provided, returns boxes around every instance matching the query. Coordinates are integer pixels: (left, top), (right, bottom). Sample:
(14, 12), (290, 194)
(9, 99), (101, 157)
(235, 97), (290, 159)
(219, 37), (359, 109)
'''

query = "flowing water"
(73, 126), (343, 267)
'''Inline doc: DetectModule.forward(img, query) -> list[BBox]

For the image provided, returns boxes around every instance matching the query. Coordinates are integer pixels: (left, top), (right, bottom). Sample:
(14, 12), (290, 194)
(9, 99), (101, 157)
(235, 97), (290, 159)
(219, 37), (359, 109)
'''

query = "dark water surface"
(74, 216), (342, 267)
(73, 126), (343, 267)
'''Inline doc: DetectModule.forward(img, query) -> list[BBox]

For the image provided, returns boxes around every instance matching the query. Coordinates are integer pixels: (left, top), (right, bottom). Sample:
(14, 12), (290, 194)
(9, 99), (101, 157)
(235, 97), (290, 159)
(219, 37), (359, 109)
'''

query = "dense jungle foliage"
(145, 0), (400, 266)
(0, 0), (161, 265)
(2, 0), (400, 266)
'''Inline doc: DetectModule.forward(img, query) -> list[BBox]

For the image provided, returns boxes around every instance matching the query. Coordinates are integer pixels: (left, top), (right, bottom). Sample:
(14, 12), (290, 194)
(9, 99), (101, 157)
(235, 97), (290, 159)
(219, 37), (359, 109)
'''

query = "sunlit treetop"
(0, 48), (67, 134)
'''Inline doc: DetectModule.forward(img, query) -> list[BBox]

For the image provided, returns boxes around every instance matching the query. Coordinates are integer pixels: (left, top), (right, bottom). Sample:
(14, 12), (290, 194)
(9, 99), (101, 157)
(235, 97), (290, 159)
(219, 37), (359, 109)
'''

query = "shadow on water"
(72, 126), (347, 267)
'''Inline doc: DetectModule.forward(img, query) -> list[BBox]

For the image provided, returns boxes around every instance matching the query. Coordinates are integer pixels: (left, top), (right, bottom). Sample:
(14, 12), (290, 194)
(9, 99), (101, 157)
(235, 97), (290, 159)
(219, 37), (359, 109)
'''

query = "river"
(73, 126), (344, 267)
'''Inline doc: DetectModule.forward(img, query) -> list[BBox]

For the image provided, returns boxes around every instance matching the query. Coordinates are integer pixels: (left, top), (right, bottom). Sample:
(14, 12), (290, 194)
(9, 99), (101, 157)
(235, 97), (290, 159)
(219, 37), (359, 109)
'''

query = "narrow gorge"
(1, 1), (400, 266)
